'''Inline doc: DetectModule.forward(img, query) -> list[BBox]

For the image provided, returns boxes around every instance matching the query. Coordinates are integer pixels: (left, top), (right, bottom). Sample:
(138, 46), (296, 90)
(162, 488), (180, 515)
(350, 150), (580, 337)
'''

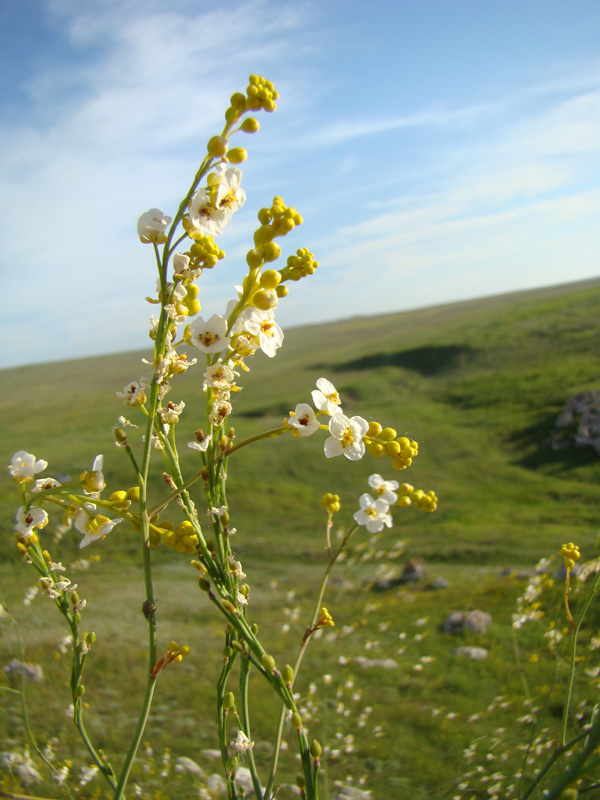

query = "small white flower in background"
(188, 166), (246, 237)
(188, 314), (230, 355)
(231, 730), (254, 753)
(74, 507), (123, 549)
(79, 765), (99, 787)
(137, 208), (171, 243)
(312, 378), (342, 415)
(353, 494), (392, 533)
(242, 308), (283, 358)
(23, 586), (39, 606)
(324, 413), (369, 461)
(80, 455), (105, 496)
(1, 748), (42, 786)
(236, 592), (248, 607)
(368, 474), (399, 504)
(15, 507), (49, 536)
(8, 451), (48, 484)
(288, 403), (319, 437)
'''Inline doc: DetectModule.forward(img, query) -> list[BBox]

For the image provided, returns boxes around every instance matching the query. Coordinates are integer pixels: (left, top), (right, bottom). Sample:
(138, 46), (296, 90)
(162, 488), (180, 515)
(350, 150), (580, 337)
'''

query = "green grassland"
(1, 278), (599, 798)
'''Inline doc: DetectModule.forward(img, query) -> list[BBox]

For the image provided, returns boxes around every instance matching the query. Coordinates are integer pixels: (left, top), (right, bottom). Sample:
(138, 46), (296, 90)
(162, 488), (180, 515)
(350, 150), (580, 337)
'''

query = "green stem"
(112, 676), (158, 800)
(216, 652), (239, 800)
(264, 522), (357, 799)
(538, 708), (600, 799)
(561, 571), (600, 746)
(239, 657), (263, 800)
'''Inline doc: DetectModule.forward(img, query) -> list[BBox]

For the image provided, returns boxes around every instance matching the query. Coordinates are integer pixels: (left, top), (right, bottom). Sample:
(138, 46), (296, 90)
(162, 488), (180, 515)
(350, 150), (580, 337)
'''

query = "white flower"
(8, 451), (48, 483)
(208, 505), (228, 521)
(242, 308), (283, 358)
(368, 474), (399, 504)
(74, 509), (123, 549)
(230, 730), (254, 753)
(211, 397), (232, 426)
(312, 378), (342, 415)
(188, 314), (230, 355)
(288, 403), (319, 437)
(137, 208), (171, 243)
(158, 401), (185, 426)
(31, 477), (61, 493)
(116, 381), (147, 407)
(80, 455), (105, 496)
(15, 507), (49, 536)
(324, 413), (369, 461)
(188, 167), (245, 237)
(354, 494), (392, 533)
(188, 432), (212, 452)
(204, 362), (237, 394)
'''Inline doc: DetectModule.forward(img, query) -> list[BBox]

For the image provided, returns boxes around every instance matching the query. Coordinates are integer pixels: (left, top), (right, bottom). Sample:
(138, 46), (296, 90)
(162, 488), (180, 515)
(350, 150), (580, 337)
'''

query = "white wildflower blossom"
(8, 451), (48, 484)
(137, 208), (171, 243)
(159, 400), (185, 426)
(324, 413), (369, 461)
(231, 730), (254, 753)
(288, 403), (319, 437)
(242, 308), (284, 358)
(312, 378), (342, 415)
(188, 166), (245, 237)
(188, 314), (230, 355)
(74, 508), (123, 549)
(31, 477), (61, 493)
(15, 507), (49, 536)
(368, 474), (399, 504)
(188, 431), (212, 452)
(353, 494), (392, 533)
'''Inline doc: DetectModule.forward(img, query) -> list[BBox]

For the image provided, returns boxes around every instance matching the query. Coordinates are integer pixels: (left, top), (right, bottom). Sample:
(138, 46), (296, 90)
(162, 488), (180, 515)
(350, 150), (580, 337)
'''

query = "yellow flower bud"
(262, 242), (281, 262)
(241, 117), (260, 133)
(384, 440), (401, 456)
(207, 136), (228, 157)
(260, 269), (281, 289)
(253, 288), (279, 310)
(246, 249), (263, 269)
(367, 421), (382, 437)
(380, 427), (397, 441)
(227, 147), (247, 164)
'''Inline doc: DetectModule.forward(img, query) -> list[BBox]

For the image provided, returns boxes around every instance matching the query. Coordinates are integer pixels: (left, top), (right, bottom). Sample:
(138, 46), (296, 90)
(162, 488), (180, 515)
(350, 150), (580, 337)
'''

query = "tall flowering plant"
(8, 76), (437, 800)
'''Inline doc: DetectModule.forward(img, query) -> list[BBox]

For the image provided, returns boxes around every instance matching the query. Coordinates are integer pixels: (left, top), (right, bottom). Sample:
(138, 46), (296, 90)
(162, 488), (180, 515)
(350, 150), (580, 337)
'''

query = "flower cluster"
(353, 474), (438, 534)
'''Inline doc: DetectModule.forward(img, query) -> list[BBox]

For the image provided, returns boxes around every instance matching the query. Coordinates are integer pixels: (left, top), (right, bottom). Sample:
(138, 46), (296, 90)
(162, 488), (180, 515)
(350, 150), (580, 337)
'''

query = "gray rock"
(431, 576), (449, 590)
(174, 756), (205, 778)
(464, 610), (492, 634)
(206, 773), (227, 796)
(442, 610), (491, 635)
(452, 647), (488, 660)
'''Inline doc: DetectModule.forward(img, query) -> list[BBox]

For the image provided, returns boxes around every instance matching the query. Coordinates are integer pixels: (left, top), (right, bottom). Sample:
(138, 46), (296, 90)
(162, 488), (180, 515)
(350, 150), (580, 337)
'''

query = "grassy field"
(1, 278), (599, 798)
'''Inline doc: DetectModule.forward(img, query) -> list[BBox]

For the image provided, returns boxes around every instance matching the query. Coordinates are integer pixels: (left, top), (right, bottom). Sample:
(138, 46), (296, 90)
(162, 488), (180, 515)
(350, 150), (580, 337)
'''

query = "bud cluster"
(364, 422), (419, 470)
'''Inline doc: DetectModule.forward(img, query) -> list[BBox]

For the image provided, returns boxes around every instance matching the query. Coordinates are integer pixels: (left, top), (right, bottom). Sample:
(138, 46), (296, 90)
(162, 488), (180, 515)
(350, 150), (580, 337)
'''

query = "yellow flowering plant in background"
(7, 76), (437, 800)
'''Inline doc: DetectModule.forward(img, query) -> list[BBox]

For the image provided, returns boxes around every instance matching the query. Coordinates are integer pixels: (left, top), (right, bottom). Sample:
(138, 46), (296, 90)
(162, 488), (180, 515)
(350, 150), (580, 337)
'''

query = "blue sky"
(2, 0), (599, 368)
